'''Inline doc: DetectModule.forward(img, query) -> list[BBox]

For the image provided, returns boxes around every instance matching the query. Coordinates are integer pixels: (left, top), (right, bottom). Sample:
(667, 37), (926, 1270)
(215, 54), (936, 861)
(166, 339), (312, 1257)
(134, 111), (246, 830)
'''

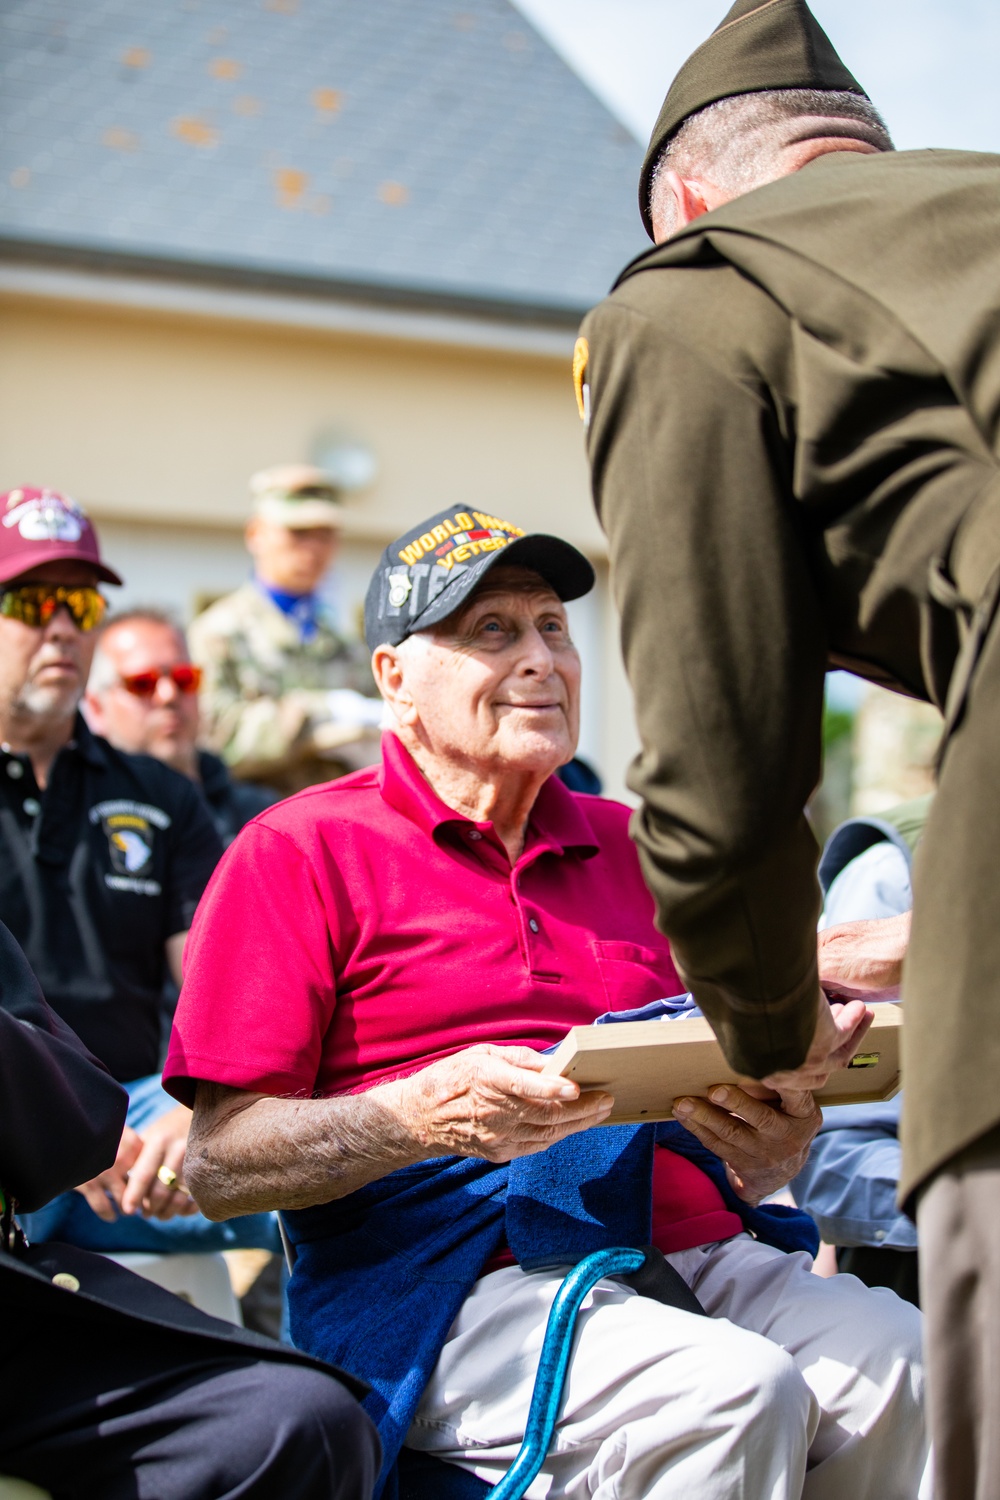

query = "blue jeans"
(21, 1074), (281, 1254)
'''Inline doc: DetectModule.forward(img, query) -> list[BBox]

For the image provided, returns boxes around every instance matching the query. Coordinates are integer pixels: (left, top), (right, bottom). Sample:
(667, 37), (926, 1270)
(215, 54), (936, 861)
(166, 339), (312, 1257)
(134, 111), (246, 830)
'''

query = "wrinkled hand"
(673, 1083), (821, 1205)
(761, 994), (873, 1093)
(818, 912), (911, 1001)
(118, 1103), (199, 1220)
(74, 1124), (144, 1222)
(389, 1044), (614, 1164)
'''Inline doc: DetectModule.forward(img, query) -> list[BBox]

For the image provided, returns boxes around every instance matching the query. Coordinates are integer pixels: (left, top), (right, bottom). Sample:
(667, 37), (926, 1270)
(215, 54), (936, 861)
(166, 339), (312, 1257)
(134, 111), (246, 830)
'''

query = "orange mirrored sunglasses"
(0, 584), (107, 632)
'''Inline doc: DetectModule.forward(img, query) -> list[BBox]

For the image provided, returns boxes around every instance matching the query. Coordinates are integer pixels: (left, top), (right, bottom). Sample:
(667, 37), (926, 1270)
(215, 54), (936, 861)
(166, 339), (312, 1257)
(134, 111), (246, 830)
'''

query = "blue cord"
(485, 1247), (646, 1500)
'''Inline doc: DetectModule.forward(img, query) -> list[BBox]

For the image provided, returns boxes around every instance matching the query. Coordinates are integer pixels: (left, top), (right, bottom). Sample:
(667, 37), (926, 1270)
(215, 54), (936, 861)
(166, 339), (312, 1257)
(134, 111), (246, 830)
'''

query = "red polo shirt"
(165, 733), (742, 1254)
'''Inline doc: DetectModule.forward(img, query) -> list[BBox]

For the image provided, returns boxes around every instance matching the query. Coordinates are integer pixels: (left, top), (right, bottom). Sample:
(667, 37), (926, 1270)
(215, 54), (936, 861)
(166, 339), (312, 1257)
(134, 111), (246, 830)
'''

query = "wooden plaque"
(542, 1004), (902, 1124)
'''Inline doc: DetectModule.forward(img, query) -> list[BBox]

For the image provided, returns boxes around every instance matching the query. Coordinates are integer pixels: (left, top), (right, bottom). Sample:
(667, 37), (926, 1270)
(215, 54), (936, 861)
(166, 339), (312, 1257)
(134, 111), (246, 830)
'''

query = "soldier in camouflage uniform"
(189, 465), (381, 798)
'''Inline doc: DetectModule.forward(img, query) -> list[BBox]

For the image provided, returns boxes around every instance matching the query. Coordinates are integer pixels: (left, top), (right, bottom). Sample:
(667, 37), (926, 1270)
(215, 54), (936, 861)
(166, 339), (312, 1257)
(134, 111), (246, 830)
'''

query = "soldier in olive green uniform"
(189, 465), (381, 797)
(580, 2), (1000, 1490)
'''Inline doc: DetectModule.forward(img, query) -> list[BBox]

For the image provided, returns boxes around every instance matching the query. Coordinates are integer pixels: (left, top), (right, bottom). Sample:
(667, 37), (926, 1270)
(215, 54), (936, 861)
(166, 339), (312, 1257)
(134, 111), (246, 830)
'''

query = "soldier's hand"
(387, 1044), (614, 1163)
(74, 1124), (143, 1221)
(673, 1083), (821, 1205)
(818, 912), (910, 1000)
(761, 995), (873, 1093)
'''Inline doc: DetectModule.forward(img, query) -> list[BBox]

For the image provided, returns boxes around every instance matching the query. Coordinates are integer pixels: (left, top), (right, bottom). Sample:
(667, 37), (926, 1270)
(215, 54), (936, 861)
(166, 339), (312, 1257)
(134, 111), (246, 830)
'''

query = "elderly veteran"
(165, 508), (926, 1500)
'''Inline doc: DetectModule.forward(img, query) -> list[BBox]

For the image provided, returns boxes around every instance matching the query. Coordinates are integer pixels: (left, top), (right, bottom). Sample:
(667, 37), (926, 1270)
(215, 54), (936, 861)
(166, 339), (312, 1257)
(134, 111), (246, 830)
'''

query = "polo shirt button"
(874, 1230), (887, 1242)
(6, 761), (23, 779)
(22, 798), (41, 817)
(528, 918), (539, 933)
(51, 1272), (80, 1292)
(467, 830), (482, 840)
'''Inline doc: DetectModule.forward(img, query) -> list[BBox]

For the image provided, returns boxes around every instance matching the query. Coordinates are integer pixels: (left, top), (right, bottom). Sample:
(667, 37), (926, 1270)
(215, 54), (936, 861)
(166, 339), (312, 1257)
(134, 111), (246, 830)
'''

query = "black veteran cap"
(638, 0), (867, 237)
(364, 505), (595, 651)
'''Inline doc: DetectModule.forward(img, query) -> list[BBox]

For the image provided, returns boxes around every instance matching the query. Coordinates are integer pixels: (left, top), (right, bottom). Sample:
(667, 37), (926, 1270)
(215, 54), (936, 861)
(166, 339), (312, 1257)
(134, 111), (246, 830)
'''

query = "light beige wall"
(0, 295), (604, 549)
(0, 292), (640, 797)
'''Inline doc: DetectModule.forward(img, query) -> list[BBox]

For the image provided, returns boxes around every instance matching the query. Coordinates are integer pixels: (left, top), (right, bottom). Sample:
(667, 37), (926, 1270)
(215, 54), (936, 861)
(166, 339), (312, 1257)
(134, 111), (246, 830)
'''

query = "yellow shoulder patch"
(572, 336), (590, 424)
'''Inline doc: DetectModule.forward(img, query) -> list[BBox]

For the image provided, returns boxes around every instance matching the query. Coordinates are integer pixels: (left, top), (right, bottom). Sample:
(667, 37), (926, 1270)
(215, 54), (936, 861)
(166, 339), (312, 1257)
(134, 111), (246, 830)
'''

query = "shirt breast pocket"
(592, 939), (681, 1014)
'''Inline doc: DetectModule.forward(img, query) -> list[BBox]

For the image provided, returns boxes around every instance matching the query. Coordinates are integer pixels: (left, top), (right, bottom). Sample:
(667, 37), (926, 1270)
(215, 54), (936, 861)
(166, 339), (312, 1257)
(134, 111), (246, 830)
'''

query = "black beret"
(639, 0), (867, 238)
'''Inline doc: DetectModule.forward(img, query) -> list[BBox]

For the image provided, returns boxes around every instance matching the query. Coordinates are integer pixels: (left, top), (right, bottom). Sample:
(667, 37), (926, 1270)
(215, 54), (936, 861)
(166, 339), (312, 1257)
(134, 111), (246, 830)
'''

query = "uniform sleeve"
(584, 297), (827, 1078)
(0, 922), (128, 1210)
(190, 614), (376, 780)
(162, 822), (339, 1106)
(164, 777), (225, 938)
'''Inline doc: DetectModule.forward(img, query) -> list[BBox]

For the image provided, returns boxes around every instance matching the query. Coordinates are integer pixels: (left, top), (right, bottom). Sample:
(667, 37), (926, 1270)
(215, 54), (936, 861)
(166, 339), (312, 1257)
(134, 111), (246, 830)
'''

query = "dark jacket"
(0, 918), (365, 1394)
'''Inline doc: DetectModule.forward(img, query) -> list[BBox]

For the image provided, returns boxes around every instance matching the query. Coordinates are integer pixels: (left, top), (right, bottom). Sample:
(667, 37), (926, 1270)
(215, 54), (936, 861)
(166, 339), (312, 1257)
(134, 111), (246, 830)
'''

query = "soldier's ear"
(653, 170), (715, 240)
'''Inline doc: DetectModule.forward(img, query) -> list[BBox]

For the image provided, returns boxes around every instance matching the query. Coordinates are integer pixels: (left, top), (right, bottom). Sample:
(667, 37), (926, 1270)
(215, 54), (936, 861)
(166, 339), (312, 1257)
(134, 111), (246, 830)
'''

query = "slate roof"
(0, 0), (646, 320)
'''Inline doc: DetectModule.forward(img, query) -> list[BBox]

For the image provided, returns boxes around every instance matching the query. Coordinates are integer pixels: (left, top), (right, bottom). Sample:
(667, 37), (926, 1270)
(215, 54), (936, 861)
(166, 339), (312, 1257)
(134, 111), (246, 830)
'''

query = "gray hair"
(649, 88), (893, 237)
(88, 606), (186, 695)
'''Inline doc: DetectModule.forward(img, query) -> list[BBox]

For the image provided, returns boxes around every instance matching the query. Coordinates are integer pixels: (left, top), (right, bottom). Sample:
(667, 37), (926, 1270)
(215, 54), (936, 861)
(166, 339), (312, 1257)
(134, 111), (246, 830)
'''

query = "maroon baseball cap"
(0, 487), (122, 587)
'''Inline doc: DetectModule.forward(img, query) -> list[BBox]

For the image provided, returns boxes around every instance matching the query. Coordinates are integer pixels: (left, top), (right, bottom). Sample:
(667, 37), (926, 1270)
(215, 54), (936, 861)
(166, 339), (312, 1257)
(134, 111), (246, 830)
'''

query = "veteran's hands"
(673, 1083), (821, 1205)
(390, 1044), (614, 1163)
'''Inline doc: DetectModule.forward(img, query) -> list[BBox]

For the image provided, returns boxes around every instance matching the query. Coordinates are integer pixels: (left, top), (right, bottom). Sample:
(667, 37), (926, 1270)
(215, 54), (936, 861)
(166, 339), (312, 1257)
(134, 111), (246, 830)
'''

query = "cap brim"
(255, 497), (344, 528)
(410, 532), (595, 637)
(0, 545), (122, 587)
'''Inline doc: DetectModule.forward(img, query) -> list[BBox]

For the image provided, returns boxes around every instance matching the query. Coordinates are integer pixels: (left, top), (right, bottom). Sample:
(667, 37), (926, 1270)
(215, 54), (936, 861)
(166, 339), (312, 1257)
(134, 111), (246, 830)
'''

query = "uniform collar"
(254, 577), (322, 634)
(377, 731), (600, 859)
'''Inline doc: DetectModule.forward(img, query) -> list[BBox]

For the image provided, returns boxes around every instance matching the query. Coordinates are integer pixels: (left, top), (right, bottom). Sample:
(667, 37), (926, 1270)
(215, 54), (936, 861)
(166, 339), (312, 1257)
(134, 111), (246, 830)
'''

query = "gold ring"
(156, 1165), (179, 1189)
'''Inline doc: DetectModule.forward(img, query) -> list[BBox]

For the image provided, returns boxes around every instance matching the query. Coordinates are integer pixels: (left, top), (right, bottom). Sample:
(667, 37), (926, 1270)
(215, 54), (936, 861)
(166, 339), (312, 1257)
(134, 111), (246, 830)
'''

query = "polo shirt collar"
(378, 732), (600, 858)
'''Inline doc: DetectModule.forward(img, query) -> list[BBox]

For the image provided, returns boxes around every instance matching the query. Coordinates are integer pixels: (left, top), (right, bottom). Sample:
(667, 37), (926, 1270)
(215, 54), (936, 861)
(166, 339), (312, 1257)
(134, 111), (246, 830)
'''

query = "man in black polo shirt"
(0, 486), (275, 1254)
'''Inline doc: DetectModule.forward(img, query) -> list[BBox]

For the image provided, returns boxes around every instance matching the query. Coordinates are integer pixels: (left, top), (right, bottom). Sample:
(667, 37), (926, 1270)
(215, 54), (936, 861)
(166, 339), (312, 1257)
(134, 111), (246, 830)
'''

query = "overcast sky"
(514, 0), (1000, 153)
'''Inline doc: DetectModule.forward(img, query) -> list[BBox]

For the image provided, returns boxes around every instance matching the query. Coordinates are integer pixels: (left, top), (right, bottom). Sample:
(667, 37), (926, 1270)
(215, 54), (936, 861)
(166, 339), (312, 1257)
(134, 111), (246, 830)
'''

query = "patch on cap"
(0, 486), (122, 587)
(3, 487), (86, 543)
(364, 505), (595, 652)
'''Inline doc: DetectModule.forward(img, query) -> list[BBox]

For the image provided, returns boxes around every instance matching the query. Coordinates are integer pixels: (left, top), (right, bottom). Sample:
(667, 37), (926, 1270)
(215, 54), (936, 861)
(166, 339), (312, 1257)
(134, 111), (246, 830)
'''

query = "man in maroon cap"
(0, 487), (276, 1260)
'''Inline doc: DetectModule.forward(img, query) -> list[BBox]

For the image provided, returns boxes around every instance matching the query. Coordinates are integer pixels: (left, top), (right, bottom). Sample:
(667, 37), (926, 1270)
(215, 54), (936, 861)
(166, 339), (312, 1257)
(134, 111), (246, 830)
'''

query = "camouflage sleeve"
(189, 613), (378, 780)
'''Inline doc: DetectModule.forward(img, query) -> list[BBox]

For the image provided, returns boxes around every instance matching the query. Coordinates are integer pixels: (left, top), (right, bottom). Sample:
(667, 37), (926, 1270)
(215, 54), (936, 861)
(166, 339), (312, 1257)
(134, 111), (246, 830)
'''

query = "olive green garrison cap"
(638, 0), (867, 237)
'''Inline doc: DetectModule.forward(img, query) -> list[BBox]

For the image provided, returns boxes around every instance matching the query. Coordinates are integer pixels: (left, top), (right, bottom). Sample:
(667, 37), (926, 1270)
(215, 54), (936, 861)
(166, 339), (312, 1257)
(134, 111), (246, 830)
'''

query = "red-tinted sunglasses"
(119, 664), (203, 698)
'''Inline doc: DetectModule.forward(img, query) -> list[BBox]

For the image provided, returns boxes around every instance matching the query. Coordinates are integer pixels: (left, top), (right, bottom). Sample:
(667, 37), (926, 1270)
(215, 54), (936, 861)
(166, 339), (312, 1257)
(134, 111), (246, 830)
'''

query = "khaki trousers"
(919, 1124), (1000, 1500)
(409, 1235), (929, 1499)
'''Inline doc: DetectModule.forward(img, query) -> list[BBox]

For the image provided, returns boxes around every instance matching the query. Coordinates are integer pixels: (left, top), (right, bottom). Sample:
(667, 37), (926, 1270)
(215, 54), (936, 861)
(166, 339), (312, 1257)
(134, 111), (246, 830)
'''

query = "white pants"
(408, 1235), (930, 1499)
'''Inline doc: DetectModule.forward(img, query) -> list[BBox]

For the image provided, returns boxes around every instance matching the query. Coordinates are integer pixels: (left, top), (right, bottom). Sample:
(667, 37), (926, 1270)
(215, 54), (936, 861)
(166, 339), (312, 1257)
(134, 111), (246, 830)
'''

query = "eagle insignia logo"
(103, 813), (154, 876)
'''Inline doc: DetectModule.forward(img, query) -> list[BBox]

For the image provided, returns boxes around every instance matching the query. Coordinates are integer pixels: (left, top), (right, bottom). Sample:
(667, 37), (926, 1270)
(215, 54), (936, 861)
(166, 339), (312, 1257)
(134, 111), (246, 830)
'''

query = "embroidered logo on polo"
(2, 488), (86, 542)
(89, 799), (170, 896)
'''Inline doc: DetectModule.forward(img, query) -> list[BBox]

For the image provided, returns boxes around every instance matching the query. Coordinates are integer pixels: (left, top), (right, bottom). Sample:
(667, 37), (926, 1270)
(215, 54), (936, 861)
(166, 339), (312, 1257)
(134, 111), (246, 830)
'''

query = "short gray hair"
(649, 88), (893, 236)
(88, 607), (186, 695)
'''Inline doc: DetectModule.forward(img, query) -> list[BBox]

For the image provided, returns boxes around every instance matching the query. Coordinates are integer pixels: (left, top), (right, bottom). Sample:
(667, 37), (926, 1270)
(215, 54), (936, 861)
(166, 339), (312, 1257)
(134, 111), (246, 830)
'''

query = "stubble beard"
(7, 677), (82, 730)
